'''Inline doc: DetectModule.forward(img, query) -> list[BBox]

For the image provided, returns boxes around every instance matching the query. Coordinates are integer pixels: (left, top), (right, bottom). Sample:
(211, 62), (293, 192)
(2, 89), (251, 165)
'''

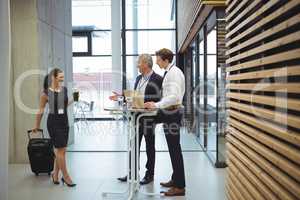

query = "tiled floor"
(9, 152), (226, 200)
(69, 121), (202, 152)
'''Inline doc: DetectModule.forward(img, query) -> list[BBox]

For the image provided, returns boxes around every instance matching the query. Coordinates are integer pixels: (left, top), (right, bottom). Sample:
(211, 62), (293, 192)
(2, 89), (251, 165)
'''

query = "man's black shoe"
(117, 175), (127, 182)
(140, 175), (154, 185)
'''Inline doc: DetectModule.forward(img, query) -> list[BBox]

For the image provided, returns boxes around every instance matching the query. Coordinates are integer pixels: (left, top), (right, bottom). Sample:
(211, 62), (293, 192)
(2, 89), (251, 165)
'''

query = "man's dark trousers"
(155, 108), (186, 188)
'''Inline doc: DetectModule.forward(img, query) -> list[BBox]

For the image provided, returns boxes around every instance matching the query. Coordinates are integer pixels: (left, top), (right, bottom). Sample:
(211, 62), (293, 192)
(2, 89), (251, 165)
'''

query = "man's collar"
(165, 63), (173, 71)
(142, 70), (153, 79)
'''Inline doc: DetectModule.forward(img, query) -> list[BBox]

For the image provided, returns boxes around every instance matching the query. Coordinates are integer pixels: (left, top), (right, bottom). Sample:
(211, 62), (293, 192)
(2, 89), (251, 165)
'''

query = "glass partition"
(124, 0), (176, 89)
(197, 30), (206, 148)
(126, 0), (175, 29)
(189, 9), (226, 167)
(206, 26), (217, 161)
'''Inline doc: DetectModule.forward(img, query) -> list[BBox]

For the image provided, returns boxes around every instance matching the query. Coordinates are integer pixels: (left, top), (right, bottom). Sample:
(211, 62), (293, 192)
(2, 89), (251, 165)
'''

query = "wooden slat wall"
(225, 0), (300, 200)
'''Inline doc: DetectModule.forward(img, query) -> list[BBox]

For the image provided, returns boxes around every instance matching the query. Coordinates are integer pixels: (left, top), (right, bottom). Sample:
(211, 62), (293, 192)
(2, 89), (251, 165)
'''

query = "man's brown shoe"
(163, 187), (186, 196)
(160, 180), (175, 188)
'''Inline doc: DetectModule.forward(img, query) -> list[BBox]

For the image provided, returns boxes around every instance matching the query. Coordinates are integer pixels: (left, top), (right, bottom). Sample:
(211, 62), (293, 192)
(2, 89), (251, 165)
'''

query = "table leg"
(102, 113), (132, 199)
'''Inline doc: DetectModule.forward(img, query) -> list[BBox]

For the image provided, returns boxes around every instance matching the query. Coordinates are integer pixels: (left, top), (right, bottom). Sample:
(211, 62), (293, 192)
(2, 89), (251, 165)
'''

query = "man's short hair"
(139, 54), (153, 68)
(155, 48), (174, 63)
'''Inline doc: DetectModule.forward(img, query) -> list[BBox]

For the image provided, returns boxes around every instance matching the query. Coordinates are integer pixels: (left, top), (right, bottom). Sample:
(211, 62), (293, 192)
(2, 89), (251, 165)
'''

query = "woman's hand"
(32, 127), (40, 133)
(34, 93), (47, 133)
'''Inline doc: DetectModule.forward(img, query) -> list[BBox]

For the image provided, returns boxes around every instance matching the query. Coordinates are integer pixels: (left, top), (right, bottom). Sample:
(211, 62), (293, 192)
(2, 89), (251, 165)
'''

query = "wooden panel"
(226, 0), (248, 22)
(226, 184), (239, 200)
(228, 109), (300, 147)
(227, 65), (300, 81)
(226, 0), (261, 31)
(226, 48), (300, 72)
(228, 169), (255, 200)
(227, 176), (245, 200)
(228, 153), (280, 200)
(226, 0), (300, 47)
(227, 92), (300, 112)
(226, 83), (300, 94)
(226, 1), (300, 199)
(226, 0), (280, 38)
(227, 100), (300, 129)
(226, 30), (300, 64)
(228, 162), (266, 200)
(203, 0), (227, 5)
(227, 144), (300, 199)
(225, 0), (239, 14)
(226, 13), (300, 55)
(227, 127), (300, 182)
(227, 135), (300, 198)
(228, 116), (300, 164)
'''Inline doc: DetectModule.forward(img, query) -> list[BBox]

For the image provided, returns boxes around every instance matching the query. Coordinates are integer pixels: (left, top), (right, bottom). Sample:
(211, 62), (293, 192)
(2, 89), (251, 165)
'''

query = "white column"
(0, 0), (10, 199)
(111, 0), (122, 93)
(64, 0), (74, 145)
(132, 0), (138, 80)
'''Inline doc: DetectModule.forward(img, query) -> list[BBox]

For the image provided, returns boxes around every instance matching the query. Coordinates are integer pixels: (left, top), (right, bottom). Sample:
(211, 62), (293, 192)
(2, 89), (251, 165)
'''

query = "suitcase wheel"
(35, 173), (39, 176)
(48, 173), (51, 176)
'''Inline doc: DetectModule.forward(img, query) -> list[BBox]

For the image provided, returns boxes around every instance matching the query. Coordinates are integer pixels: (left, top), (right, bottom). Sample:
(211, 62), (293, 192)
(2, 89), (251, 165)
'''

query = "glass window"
(207, 28), (216, 54)
(126, 0), (175, 29)
(125, 0), (176, 91)
(207, 55), (217, 107)
(73, 56), (113, 117)
(199, 39), (204, 106)
(72, 0), (111, 29)
(192, 10), (227, 166)
(126, 30), (176, 54)
(206, 25), (217, 160)
(198, 36), (205, 147)
(92, 31), (112, 55)
(72, 36), (88, 53)
(125, 56), (139, 89)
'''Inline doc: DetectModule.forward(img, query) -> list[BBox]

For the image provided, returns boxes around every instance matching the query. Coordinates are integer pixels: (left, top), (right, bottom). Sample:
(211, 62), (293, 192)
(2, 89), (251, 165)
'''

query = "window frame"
(72, 31), (92, 57)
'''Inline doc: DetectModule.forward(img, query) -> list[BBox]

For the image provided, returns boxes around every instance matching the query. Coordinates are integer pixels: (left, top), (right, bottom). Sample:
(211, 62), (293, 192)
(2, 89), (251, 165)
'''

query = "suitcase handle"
(27, 129), (44, 139)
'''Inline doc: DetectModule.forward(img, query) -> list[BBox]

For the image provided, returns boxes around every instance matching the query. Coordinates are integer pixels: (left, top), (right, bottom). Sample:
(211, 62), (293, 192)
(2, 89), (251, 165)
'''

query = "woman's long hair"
(43, 68), (63, 94)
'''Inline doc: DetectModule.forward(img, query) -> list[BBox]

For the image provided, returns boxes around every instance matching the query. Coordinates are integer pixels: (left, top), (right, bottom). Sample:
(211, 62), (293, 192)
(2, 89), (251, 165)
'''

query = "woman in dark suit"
(33, 68), (76, 187)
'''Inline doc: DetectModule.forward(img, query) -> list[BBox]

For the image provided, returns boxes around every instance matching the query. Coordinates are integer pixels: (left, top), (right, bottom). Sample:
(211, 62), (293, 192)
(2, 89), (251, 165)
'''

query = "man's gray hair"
(138, 54), (153, 68)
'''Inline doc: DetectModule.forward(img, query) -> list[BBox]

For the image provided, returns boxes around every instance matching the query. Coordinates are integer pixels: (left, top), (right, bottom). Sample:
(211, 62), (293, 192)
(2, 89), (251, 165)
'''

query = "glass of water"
(117, 96), (124, 107)
(126, 96), (133, 109)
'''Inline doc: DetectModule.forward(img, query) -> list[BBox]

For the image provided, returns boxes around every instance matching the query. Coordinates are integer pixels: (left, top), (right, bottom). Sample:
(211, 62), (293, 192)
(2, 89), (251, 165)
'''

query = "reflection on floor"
(68, 121), (202, 152)
(9, 152), (226, 200)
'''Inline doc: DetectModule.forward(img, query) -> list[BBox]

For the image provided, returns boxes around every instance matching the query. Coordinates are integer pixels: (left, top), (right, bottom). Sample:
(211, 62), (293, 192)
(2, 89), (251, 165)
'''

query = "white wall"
(0, 0), (10, 199)
(36, 0), (74, 144)
(10, 0), (73, 163)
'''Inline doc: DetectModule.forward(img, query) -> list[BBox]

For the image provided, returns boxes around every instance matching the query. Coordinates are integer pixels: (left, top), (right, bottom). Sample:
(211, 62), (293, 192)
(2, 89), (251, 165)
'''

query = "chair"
(74, 101), (94, 131)
(77, 101), (94, 118)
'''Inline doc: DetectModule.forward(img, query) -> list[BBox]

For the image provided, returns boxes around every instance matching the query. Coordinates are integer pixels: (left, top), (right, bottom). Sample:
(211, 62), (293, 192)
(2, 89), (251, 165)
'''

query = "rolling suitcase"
(27, 129), (55, 176)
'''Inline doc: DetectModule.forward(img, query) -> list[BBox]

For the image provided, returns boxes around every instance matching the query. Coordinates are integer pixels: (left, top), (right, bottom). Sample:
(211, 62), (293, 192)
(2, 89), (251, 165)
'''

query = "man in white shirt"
(144, 48), (186, 196)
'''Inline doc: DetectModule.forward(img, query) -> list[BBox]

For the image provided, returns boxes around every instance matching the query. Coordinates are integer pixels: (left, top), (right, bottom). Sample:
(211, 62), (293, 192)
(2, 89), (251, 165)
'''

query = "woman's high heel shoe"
(61, 177), (76, 187)
(51, 174), (60, 185)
